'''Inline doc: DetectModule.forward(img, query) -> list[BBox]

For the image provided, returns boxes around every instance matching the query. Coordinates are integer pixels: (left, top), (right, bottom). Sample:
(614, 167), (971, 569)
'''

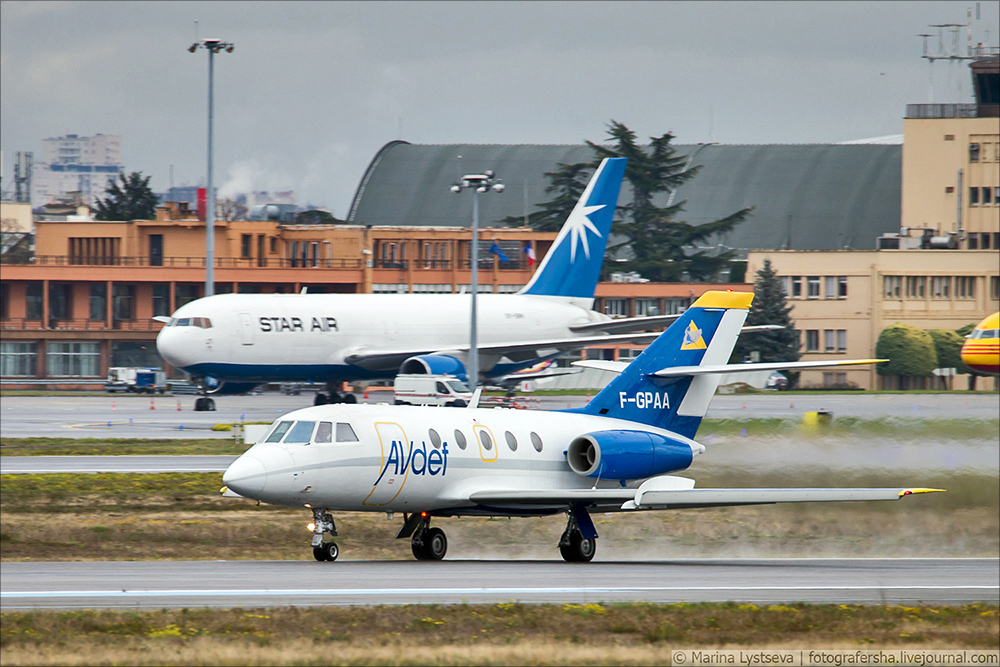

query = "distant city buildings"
(30, 134), (123, 208)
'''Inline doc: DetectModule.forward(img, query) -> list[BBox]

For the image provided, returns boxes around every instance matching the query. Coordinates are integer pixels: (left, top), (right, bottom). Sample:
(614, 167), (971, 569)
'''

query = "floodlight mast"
(188, 38), (234, 297)
(450, 169), (504, 391)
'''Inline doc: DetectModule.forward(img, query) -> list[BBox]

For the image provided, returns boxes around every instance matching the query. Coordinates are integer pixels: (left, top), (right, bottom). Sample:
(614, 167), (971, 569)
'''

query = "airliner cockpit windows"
(315, 421), (333, 443)
(336, 423), (359, 442)
(169, 317), (212, 328)
(283, 421), (316, 444)
(265, 421), (293, 443)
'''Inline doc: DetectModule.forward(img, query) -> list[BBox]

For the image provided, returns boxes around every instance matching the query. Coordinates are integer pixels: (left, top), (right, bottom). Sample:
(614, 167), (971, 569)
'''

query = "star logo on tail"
(567, 204), (605, 263)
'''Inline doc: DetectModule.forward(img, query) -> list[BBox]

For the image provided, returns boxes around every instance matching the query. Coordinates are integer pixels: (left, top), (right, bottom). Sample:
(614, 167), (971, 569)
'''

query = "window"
(0, 283), (7, 320)
(152, 285), (170, 317)
(618, 348), (642, 361)
(315, 422), (333, 443)
(991, 276), (999, 301)
(905, 276), (926, 299)
(931, 276), (951, 299)
(823, 372), (847, 387)
(635, 298), (659, 317)
(824, 276), (836, 299)
(530, 432), (543, 452)
(824, 329), (835, 352)
(837, 329), (847, 352)
(955, 276), (976, 299)
(265, 421), (293, 443)
(985, 187), (994, 206)
(336, 423), (359, 442)
(981, 233), (991, 250)
(969, 186), (980, 206)
(428, 429), (442, 449)
(807, 276), (820, 298)
(26, 283), (42, 320)
(241, 234), (251, 259)
(969, 143), (980, 162)
(780, 276), (790, 296)
(995, 187), (1000, 205)
(478, 430), (493, 451)
(883, 276), (901, 299)
(113, 284), (135, 321)
(283, 421), (316, 444)
(48, 284), (71, 321)
(603, 298), (629, 317)
(175, 284), (199, 308)
(806, 330), (820, 352)
(87, 284), (106, 321)
(791, 277), (802, 298)
(505, 431), (517, 451)
(1, 341), (37, 376)
(46, 342), (101, 376)
(837, 276), (848, 298)
(969, 236), (979, 249)
(454, 429), (467, 450)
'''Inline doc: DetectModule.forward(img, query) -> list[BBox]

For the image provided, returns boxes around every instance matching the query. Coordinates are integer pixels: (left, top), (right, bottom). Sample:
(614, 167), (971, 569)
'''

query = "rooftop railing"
(1, 318), (165, 332)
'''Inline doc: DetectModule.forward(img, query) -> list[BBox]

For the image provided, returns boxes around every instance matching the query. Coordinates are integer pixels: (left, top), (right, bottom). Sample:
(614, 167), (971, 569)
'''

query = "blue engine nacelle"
(566, 430), (693, 481)
(399, 355), (467, 381)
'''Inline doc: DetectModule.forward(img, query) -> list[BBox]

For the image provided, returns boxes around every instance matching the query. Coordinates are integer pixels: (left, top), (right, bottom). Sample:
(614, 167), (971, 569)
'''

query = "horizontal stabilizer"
(650, 359), (887, 378)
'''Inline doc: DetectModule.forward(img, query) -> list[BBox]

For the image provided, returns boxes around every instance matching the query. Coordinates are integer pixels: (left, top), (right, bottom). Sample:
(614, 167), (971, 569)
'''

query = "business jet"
(221, 290), (941, 563)
(961, 312), (999, 375)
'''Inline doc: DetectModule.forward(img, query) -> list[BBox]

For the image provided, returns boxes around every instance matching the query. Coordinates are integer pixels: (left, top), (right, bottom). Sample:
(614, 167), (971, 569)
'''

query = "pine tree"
(94, 172), (159, 221)
(732, 259), (800, 367)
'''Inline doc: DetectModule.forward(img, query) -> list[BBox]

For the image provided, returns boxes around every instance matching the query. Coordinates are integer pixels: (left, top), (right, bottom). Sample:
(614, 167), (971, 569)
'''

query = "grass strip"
(1, 603), (997, 666)
(0, 438), (247, 457)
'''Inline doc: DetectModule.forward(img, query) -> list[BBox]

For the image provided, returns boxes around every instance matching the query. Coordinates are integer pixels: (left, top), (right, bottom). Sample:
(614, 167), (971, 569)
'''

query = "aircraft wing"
(573, 358), (887, 376)
(569, 314), (681, 334)
(468, 487), (942, 512)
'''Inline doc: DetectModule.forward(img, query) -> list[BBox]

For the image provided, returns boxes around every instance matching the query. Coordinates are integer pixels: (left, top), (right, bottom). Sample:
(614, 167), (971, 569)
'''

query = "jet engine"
(566, 430), (693, 481)
(399, 354), (467, 381)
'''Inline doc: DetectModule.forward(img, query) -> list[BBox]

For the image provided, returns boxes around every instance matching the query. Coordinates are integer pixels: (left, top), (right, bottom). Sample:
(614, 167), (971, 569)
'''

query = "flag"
(523, 243), (536, 267)
(489, 241), (509, 262)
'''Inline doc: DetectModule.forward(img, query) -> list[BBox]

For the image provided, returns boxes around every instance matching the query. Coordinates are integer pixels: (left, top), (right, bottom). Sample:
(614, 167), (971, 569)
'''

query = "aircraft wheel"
(314, 393), (328, 406)
(450, 399), (466, 408)
(194, 397), (207, 411)
(424, 527), (447, 560)
(411, 536), (428, 560)
(206, 398), (216, 411)
(342, 393), (358, 404)
(313, 545), (327, 561)
(313, 541), (339, 561)
(559, 531), (595, 563)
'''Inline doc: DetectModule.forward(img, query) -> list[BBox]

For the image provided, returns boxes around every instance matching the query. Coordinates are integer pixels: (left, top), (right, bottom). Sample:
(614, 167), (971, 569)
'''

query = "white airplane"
(221, 290), (942, 563)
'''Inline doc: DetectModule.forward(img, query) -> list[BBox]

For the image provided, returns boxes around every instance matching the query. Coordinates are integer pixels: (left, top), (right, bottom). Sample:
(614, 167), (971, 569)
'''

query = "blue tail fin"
(575, 291), (753, 439)
(518, 157), (627, 298)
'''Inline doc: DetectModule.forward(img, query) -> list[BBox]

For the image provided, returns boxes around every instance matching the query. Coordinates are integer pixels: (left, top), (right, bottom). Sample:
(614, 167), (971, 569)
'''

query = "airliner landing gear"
(559, 508), (597, 563)
(310, 509), (339, 562)
(192, 377), (216, 412)
(397, 512), (447, 561)
(314, 384), (358, 406)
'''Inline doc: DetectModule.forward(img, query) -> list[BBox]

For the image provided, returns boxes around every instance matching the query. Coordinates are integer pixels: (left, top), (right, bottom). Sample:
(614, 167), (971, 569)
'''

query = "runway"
(2, 558), (996, 610)
(0, 455), (235, 474)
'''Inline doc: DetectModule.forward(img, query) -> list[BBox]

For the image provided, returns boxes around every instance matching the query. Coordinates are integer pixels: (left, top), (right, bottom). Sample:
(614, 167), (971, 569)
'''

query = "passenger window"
(530, 432), (543, 452)
(454, 429), (467, 450)
(265, 421), (293, 443)
(315, 421), (333, 443)
(283, 421), (316, 444)
(505, 431), (517, 451)
(428, 428), (442, 449)
(478, 430), (493, 451)
(336, 423), (359, 442)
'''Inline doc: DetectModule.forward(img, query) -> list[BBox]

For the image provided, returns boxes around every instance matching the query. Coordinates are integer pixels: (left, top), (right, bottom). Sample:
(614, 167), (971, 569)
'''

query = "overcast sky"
(2, 1), (996, 215)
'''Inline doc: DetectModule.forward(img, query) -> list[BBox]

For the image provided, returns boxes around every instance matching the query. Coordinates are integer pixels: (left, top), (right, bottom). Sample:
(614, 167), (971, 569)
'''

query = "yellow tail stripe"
(691, 291), (754, 309)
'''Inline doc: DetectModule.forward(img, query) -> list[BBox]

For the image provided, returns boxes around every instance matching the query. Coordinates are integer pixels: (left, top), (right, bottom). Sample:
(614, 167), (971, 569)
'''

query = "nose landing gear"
(191, 376), (216, 412)
(310, 509), (339, 562)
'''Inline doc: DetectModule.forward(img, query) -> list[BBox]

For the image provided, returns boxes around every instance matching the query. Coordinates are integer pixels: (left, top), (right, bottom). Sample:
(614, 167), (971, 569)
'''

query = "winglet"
(468, 386), (483, 409)
(899, 488), (945, 497)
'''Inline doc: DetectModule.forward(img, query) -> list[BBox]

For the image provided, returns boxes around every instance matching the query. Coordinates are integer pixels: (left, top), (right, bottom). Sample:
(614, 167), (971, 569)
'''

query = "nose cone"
(155, 326), (187, 369)
(223, 455), (266, 497)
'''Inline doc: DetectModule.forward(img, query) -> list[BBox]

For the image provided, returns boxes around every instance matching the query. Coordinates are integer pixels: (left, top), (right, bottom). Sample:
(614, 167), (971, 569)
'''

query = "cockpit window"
(174, 318), (190, 327)
(264, 421), (293, 443)
(283, 421), (316, 444)
(315, 421), (333, 443)
(170, 317), (212, 328)
(336, 423), (359, 442)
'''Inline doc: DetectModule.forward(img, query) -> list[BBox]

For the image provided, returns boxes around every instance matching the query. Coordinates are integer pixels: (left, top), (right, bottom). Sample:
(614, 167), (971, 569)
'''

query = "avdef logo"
(374, 440), (449, 486)
(619, 391), (670, 410)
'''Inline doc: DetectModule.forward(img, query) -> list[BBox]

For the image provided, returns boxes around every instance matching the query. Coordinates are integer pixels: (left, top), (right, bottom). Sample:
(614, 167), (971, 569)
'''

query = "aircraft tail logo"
(573, 291), (753, 439)
(518, 157), (626, 299)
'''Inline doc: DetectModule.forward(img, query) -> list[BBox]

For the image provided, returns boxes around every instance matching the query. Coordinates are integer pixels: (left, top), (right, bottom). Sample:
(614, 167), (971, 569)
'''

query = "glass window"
(505, 431), (517, 451)
(446, 380), (469, 393)
(984, 187), (993, 206)
(315, 421), (333, 443)
(26, 283), (43, 320)
(428, 429), (442, 449)
(336, 423), (359, 442)
(956, 276), (976, 299)
(969, 143), (980, 162)
(635, 298), (659, 317)
(530, 432), (543, 452)
(478, 430), (493, 451)
(806, 330), (820, 352)
(113, 284), (135, 321)
(807, 276), (820, 298)
(824, 276), (836, 299)
(791, 277), (802, 298)
(454, 429), (467, 450)
(46, 342), (101, 377)
(780, 277), (790, 296)
(824, 330), (835, 352)
(152, 284), (170, 318)
(436, 381), (449, 393)
(1, 341), (37, 376)
(905, 276), (926, 299)
(883, 276), (901, 299)
(284, 421), (316, 444)
(265, 421), (293, 443)
(603, 298), (629, 317)
(837, 329), (847, 352)
(931, 276), (951, 299)
(89, 284), (107, 321)
(838, 276), (848, 298)
(991, 276), (999, 300)
(969, 186), (980, 205)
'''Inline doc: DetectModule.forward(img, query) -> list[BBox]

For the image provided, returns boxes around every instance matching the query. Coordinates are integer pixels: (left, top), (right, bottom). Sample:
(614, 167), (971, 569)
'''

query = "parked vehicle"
(106, 367), (167, 394)
(393, 374), (472, 407)
(765, 371), (789, 390)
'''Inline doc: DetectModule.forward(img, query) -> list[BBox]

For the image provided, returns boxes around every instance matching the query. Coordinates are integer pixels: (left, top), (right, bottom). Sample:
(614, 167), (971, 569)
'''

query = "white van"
(393, 374), (473, 407)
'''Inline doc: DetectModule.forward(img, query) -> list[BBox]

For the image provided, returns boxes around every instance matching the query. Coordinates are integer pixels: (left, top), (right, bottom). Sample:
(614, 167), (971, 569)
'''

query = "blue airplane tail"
(575, 291), (753, 439)
(518, 157), (627, 299)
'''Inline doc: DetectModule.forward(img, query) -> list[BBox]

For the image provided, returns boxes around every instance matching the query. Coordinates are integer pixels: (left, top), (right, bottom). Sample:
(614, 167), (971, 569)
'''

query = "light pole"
(450, 170), (504, 390)
(189, 38), (234, 297)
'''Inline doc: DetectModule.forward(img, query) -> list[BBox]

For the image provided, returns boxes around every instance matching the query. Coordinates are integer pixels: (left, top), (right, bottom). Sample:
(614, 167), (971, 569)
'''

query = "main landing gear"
(313, 383), (358, 406)
(310, 508), (339, 562)
(396, 512), (448, 561)
(559, 507), (598, 563)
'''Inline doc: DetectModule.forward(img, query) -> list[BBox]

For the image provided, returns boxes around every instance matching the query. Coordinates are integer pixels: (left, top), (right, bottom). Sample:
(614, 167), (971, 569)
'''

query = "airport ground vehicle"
(105, 367), (166, 394)
(393, 374), (472, 407)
